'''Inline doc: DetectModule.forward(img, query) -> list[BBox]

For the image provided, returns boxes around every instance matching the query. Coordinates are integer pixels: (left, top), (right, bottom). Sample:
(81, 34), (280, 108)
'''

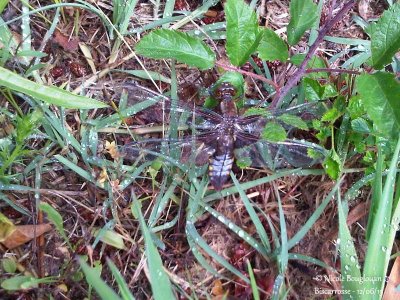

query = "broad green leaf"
(368, 3), (400, 69)
(303, 78), (324, 101)
(303, 78), (337, 101)
(351, 118), (371, 134)
(135, 29), (215, 70)
(0, 67), (107, 109)
(277, 114), (308, 130)
(258, 28), (288, 62)
(225, 0), (261, 66)
(287, 0), (318, 45)
(262, 122), (287, 142)
(356, 72), (400, 137)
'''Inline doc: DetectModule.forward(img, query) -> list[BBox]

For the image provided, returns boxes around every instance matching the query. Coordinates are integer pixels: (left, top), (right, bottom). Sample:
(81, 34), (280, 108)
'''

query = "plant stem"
(305, 68), (360, 75)
(215, 61), (280, 92)
(270, 0), (357, 109)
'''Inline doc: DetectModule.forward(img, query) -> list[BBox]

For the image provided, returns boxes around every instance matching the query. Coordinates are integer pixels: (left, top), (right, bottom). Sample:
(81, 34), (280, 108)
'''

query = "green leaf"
(225, 0), (261, 66)
(337, 198), (363, 298)
(287, 0), (318, 45)
(93, 229), (126, 250)
(368, 3), (400, 69)
(0, 67), (108, 109)
(78, 257), (122, 300)
(39, 202), (72, 249)
(323, 149), (341, 180)
(131, 199), (175, 300)
(0, 212), (16, 242)
(356, 72), (400, 137)
(236, 156), (252, 169)
(258, 28), (288, 62)
(115, 69), (171, 84)
(1, 257), (17, 273)
(1, 276), (38, 290)
(303, 78), (338, 101)
(106, 259), (136, 300)
(303, 78), (324, 101)
(277, 114), (308, 130)
(244, 107), (271, 117)
(135, 29), (215, 70)
(262, 122), (287, 142)
(351, 118), (371, 134)
(215, 72), (245, 96)
(347, 95), (366, 120)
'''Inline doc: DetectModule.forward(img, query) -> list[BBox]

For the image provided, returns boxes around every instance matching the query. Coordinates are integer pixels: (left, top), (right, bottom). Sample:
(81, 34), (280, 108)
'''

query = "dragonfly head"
(214, 82), (236, 102)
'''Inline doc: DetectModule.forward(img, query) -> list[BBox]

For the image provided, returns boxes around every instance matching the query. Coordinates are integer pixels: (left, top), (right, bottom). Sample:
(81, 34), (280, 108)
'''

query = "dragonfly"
(110, 82), (327, 191)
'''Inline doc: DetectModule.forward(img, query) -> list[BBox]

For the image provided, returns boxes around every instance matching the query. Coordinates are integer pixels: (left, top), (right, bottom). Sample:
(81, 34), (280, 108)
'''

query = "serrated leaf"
(225, 0), (261, 66)
(368, 3), (400, 69)
(262, 122), (287, 142)
(348, 95), (366, 119)
(287, 0), (318, 45)
(356, 72), (400, 137)
(258, 28), (288, 62)
(135, 29), (215, 70)
(277, 114), (308, 130)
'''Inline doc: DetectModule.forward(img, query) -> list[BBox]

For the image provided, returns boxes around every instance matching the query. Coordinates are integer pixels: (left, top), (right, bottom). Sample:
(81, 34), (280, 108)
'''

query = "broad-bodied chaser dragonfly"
(110, 82), (327, 191)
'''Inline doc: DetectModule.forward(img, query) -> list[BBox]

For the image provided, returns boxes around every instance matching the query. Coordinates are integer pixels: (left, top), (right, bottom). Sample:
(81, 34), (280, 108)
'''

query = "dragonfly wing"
(111, 83), (223, 126)
(118, 135), (216, 167)
(235, 139), (326, 170)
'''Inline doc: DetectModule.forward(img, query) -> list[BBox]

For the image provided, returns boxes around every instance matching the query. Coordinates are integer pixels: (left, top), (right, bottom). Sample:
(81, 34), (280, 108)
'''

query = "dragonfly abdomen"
(209, 152), (234, 191)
